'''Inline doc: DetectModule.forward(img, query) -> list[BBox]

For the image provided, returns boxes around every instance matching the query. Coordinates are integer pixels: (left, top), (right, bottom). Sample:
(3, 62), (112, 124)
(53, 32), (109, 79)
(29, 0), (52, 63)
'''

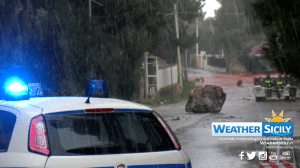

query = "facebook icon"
(239, 151), (244, 160)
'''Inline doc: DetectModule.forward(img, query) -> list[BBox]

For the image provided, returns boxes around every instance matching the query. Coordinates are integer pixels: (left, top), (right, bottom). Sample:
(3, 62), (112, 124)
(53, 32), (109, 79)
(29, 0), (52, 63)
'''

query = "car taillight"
(153, 112), (181, 150)
(254, 78), (260, 85)
(29, 115), (50, 155)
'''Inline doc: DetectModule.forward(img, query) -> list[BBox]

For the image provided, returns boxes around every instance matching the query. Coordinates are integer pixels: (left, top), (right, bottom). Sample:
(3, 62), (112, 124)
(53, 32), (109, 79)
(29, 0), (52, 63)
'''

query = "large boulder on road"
(185, 85), (226, 113)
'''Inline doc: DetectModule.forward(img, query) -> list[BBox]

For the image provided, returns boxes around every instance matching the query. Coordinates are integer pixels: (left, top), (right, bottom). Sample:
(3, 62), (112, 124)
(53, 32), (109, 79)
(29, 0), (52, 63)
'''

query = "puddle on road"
(218, 141), (264, 167)
(175, 116), (264, 168)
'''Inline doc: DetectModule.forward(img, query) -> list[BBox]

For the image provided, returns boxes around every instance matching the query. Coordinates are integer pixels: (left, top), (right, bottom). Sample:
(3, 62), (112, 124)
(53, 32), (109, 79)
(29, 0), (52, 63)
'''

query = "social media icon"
(269, 153), (277, 160)
(259, 151), (267, 160)
(247, 152), (256, 160)
(239, 151), (244, 160)
(282, 151), (290, 156)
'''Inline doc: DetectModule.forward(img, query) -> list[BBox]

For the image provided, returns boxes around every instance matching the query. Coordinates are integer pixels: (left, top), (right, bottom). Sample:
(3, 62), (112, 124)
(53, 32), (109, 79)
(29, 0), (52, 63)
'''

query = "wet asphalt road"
(150, 78), (300, 168)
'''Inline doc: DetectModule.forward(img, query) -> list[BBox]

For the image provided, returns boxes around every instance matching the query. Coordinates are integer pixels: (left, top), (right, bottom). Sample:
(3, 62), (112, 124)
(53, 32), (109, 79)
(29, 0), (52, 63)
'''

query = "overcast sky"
(202, 0), (221, 19)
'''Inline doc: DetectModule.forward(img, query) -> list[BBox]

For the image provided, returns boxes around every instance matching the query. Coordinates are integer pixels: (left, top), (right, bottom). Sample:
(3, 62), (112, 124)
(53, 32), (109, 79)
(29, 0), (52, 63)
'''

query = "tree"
(252, 0), (300, 78)
(50, 0), (202, 98)
(153, 0), (202, 63)
(194, 0), (266, 73)
(0, 0), (203, 100)
(0, 0), (64, 92)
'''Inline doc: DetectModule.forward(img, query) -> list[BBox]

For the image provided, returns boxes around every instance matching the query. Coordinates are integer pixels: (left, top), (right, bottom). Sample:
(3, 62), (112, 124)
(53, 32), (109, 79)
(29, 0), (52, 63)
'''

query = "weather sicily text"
(212, 122), (293, 136)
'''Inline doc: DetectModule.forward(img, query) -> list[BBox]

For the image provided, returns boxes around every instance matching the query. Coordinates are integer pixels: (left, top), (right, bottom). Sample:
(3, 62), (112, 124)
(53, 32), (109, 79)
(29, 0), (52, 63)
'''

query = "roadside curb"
(187, 68), (203, 74)
(187, 68), (225, 75)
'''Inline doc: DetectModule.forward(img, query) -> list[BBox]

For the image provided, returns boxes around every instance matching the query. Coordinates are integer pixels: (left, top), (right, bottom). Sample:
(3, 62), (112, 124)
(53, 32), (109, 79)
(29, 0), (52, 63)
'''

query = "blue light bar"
(28, 83), (43, 97)
(8, 82), (27, 92)
(3, 76), (29, 100)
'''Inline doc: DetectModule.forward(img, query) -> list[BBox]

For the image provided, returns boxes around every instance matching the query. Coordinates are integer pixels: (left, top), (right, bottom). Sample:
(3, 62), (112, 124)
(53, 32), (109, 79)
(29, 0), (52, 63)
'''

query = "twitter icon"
(247, 152), (256, 160)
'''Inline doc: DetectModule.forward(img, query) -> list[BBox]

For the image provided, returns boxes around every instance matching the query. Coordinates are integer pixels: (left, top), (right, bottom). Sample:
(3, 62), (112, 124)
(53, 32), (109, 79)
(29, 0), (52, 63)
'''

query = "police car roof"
(0, 97), (152, 115)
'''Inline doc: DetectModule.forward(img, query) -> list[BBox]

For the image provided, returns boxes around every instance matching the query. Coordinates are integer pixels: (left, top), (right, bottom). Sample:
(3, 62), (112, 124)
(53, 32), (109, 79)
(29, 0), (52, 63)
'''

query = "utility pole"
(196, 20), (199, 67)
(89, 0), (92, 22)
(185, 49), (188, 81)
(144, 52), (149, 98)
(184, 21), (188, 81)
(174, 3), (182, 89)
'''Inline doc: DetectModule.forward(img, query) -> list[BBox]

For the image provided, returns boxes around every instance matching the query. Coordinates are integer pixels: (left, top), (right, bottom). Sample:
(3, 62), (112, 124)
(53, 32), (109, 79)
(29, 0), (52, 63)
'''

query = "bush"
(136, 80), (195, 106)
(136, 98), (160, 106)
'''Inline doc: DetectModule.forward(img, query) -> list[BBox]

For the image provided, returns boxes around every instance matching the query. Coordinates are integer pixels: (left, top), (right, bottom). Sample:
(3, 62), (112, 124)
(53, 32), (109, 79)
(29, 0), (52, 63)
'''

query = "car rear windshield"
(44, 111), (176, 155)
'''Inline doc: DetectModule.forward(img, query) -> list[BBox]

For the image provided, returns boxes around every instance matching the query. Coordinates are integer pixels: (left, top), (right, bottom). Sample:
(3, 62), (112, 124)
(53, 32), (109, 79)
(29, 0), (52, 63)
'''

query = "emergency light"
(0, 67), (44, 100)
(28, 83), (44, 97)
(85, 80), (108, 98)
(2, 76), (30, 100)
(1, 76), (43, 101)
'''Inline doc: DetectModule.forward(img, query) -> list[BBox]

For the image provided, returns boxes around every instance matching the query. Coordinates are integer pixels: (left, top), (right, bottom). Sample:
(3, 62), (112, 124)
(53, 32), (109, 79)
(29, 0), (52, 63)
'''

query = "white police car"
(0, 76), (192, 168)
